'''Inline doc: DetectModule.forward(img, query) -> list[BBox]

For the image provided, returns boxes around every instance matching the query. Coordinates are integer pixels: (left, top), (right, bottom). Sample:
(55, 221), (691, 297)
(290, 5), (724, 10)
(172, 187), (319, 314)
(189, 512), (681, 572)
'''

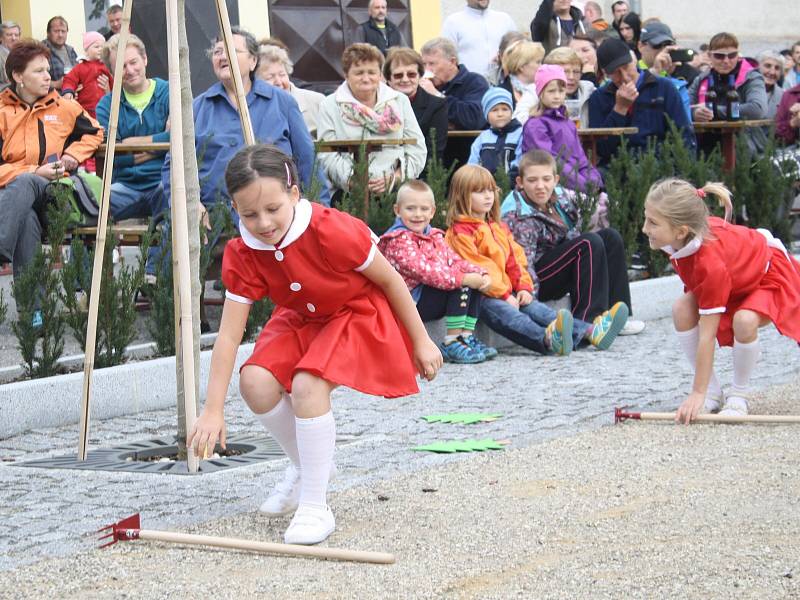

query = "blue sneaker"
(462, 334), (498, 359)
(439, 339), (486, 364)
(589, 302), (629, 350)
(31, 310), (43, 329)
(545, 309), (573, 356)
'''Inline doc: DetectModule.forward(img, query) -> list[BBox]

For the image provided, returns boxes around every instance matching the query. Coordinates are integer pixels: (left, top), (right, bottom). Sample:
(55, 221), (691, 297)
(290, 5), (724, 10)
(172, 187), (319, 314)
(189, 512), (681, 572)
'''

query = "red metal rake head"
(97, 513), (142, 548)
(614, 407), (642, 424)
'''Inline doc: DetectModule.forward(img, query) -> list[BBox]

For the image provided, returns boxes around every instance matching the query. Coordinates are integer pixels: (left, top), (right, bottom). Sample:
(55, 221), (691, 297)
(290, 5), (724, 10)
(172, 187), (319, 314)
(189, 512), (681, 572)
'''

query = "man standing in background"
(103, 4), (124, 41)
(441, 0), (517, 79)
(353, 0), (407, 56)
(42, 16), (78, 92)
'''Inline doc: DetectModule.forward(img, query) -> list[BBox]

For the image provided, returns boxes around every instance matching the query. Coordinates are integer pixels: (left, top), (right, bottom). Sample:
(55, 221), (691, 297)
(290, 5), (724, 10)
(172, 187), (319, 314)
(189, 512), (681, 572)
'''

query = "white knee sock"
(730, 338), (760, 397)
(675, 326), (722, 398)
(254, 395), (300, 466)
(296, 411), (336, 509)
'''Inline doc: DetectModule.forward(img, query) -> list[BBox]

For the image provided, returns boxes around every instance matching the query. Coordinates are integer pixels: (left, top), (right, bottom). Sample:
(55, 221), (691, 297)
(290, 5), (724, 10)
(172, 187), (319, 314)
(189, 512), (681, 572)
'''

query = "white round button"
(306, 303), (316, 313)
(289, 282), (302, 292)
(274, 250), (284, 261)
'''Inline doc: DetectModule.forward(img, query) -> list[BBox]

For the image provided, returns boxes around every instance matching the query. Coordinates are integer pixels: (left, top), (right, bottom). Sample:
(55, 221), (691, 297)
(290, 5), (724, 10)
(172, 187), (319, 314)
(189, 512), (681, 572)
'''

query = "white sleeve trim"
(225, 290), (255, 305)
(354, 244), (377, 272)
(698, 306), (726, 315)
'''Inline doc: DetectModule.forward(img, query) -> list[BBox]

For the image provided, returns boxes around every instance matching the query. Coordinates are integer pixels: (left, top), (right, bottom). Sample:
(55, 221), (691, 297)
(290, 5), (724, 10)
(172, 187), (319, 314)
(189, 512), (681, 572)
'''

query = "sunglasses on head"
(391, 70), (420, 80)
(711, 51), (738, 61)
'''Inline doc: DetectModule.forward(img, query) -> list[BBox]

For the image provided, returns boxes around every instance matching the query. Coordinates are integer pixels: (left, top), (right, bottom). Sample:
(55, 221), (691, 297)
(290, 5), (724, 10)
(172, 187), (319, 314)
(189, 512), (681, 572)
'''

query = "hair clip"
(284, 162), (292, 187)
(695, 188), (706, 198)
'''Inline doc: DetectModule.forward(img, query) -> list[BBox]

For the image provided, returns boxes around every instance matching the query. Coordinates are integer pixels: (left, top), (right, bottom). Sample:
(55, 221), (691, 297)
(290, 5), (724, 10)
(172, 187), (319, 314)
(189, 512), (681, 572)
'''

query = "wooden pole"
(616, 409), (800, 424)
(214, 0), (255, 145)
(166, 0), (200, 473)
(77, 0), (135, 461)
(137, 528), (395, 564)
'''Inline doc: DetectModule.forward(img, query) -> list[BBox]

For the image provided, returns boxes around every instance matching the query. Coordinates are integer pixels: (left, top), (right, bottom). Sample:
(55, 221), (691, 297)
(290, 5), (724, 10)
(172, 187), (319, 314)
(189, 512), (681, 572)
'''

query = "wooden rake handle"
(137, 529), (395, 564)
(615, 408), (800, 424)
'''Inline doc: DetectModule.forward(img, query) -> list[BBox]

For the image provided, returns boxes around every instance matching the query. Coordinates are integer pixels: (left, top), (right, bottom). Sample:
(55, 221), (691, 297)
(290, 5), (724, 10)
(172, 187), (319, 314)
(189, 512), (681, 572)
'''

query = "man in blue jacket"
(587, 38), (696, 166)
(96, 33), (169, 223)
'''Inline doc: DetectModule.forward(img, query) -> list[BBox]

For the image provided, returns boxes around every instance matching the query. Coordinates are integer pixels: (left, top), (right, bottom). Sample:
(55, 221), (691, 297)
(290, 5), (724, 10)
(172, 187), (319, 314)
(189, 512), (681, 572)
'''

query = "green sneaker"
(589, 302), (629, 350)
(545, 309), (573, 356)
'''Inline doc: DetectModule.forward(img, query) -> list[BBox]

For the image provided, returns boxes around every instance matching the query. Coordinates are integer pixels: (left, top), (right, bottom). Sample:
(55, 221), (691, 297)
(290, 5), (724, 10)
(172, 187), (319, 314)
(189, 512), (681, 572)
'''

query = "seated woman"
(502, 150), (644, 335)
(496, 40), (545, 121)
(688, 32), (768, 155)
(569, 33), (600, 86)
(384, 47), (448, 169)
(774, 83), (800, 177)
(256, 44), (325, 138)
(758, 50), (785, 119)
(544, 46), (595, 127)
(317, 44), (426, 200)
(0, 40), (102, 292)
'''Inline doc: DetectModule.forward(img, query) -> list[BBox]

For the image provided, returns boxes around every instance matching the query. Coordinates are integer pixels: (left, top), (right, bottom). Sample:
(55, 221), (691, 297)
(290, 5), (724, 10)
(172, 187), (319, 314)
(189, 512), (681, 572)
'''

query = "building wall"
(1, 0), (87, 49)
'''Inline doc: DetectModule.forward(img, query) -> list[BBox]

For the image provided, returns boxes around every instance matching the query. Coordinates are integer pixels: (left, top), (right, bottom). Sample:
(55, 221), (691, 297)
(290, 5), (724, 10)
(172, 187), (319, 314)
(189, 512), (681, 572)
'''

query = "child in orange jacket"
(445, 164), (627, 355)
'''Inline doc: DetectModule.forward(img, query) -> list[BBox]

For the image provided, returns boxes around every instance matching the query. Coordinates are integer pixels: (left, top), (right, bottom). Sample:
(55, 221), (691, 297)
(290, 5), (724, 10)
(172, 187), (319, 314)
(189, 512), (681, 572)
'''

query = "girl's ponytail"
(699, 182), (733, 223)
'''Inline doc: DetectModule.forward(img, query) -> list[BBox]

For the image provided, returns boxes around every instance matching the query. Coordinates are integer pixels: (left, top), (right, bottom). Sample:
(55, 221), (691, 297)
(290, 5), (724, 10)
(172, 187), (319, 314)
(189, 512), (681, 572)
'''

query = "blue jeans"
(480, 297), (591, 354)
(109, 182), (168, 275)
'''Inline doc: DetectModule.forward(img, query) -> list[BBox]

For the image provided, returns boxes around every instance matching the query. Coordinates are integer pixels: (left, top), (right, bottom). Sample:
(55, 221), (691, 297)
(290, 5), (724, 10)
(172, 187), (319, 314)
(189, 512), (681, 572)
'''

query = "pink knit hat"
(534, 64), (567, 95)
(83, 31), (105, 51)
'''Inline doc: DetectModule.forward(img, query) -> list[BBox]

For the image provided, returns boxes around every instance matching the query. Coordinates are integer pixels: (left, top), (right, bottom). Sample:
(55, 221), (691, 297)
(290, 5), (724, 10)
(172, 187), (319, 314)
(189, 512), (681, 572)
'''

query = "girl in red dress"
(643, 178), (800, 424)
(188, 145), (442, 545)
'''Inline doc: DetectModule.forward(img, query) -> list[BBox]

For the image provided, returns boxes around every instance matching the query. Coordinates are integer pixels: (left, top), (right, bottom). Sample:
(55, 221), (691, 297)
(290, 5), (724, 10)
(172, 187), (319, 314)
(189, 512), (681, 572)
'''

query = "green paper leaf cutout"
(411, 438), (507, 453)
(422, 413), (503, 425)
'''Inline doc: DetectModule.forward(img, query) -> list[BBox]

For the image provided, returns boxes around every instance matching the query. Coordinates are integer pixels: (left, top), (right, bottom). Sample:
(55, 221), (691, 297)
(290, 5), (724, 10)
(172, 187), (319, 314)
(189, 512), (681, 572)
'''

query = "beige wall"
(1, 0), (87, 49)
(238, 0), (270, 42)
(439, 1), (797, 50)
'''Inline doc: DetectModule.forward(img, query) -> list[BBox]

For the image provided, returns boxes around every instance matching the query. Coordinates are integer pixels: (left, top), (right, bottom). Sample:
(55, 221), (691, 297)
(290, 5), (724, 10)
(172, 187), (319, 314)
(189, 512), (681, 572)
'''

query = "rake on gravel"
(98, 514), (395, 564)
(614, 407), (800, 424)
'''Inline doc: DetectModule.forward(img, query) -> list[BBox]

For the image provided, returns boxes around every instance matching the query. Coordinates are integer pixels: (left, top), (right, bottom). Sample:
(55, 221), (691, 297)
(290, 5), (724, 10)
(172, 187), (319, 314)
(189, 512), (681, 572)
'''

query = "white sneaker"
(284, 503), (336, 545)
(719, 395), (749, 417)
(258, 463), (337, 516)
(702, 392), (723, 414)
(259, 464), (300, 516)
(619, 319), (646, 335)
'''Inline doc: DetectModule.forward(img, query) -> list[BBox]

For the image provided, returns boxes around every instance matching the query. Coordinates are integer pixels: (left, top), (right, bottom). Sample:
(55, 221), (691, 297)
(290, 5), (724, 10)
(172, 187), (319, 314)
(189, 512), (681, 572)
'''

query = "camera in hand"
(668, 48), (695, 64)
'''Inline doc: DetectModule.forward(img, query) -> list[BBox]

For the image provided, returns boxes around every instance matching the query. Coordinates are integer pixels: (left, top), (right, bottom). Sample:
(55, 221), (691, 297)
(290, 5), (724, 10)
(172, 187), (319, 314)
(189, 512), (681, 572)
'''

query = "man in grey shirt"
(0, 21), (21, 87)
(41, 16), (78, 91)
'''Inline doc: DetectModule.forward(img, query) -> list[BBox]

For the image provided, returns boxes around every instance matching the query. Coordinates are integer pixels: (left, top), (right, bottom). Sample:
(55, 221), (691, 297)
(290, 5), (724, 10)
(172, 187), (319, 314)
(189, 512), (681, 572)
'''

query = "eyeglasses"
(710, 51), (738, 61)
(391, 70), (419, 81)
(212, 48), (249, 58)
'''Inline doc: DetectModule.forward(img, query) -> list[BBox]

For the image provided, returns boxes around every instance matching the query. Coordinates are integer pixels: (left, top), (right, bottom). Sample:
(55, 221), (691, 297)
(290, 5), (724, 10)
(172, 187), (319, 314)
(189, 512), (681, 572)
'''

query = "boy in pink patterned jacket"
(379, 180), (496, 363)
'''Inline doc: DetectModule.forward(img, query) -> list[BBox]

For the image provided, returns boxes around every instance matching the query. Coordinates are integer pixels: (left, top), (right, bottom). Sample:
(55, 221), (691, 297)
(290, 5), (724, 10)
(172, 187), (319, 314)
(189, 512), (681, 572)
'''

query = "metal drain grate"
(14, 433), (356, 475)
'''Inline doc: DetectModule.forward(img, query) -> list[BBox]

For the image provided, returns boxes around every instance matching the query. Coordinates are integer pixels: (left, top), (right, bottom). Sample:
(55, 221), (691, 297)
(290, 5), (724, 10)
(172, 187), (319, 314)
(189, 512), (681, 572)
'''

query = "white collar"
(238, 198), (313, 251)
(663, 237), (702, 259)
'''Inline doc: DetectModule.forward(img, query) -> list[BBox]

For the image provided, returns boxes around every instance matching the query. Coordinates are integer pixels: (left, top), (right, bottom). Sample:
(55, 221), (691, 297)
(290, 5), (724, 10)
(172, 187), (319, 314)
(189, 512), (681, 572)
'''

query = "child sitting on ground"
(467, 87), (523, 189)
(502, 150), (644, 335)
(62, 32), (112, 119)
(445, 164), (627, 356)
(643, 178), (800, 423)
(379, 180), (496, 364)
(520, 64), (608, 229)
(188, 145), (442, 546)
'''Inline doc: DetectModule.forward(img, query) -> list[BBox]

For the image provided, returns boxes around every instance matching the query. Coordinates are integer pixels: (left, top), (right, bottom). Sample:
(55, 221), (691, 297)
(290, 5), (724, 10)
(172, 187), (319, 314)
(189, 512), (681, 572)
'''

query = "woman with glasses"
(688, 32), (767, 153)
(383, 46), (447, 172)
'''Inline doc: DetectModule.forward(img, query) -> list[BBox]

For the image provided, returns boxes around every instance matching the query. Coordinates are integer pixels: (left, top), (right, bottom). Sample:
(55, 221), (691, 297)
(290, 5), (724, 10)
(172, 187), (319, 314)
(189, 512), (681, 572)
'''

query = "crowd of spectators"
(0, 0), (798, 331)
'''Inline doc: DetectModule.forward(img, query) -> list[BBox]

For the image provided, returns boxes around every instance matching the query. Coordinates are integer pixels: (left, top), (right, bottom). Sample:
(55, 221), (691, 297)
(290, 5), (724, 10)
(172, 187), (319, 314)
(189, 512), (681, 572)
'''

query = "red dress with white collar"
(669, 217), (800, 346)
(222, 199), (418, 397)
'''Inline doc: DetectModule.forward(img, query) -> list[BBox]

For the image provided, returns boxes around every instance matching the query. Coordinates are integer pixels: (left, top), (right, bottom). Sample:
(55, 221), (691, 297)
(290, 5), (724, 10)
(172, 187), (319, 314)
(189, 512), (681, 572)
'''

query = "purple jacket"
(520, 106), (603, 193)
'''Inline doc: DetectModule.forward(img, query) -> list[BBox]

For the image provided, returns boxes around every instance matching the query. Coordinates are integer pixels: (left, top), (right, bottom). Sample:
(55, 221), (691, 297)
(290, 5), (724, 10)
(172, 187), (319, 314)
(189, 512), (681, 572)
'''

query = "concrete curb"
(0, 275), (683, 439)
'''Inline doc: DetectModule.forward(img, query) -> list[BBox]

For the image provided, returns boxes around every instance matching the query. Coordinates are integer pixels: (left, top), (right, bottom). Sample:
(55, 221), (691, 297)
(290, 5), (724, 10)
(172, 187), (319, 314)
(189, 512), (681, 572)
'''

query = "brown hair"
(259, 36), (289, 52)
(6, 39), (50, 83)
(518, 150), (557, 179)
(225, 144), (299, 197)
(708, 32), (739, 51)
(384, 46), (423, 80)
(446, 165), (500, 225)
(396, 179), (435, 207)
(46, 16), (68, 33)
(644, 178), (733, 242)
(342, 43), (384, 74)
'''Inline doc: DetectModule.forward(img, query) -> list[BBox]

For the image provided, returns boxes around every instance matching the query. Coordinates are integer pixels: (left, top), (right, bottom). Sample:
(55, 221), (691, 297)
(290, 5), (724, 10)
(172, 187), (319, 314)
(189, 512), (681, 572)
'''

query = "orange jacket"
(445, 215), (534, 300)
(0, 87), (103, 187)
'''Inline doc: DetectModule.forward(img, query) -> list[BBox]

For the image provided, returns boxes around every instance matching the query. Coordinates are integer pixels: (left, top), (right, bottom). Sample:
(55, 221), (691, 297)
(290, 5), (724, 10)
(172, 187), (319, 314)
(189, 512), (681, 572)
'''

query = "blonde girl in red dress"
(188, 145), (442, 545)
(643, 178), (800, 424)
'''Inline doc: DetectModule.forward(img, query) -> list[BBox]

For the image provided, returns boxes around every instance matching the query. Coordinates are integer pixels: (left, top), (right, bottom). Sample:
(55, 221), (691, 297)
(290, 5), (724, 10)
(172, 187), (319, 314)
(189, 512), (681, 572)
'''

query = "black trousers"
(534, 228), (632, 323)
(416, 285), (482, 322)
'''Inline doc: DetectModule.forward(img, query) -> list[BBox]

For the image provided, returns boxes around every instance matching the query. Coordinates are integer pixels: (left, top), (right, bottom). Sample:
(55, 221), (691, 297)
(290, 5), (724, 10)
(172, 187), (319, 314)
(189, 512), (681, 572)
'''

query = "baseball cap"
(640, 22), (675, 46)
(597, 38), (634, 73)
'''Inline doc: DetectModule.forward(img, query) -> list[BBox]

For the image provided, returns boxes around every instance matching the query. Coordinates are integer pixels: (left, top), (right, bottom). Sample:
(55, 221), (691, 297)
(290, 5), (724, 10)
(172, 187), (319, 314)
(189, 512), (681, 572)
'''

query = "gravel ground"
(2, 378), (798, 599)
